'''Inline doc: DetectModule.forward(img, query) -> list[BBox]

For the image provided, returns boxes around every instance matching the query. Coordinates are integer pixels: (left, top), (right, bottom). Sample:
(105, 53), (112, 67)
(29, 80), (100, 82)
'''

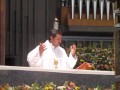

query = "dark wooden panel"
(15, 0), (22, 65)
(6, 0), (21, 65)
(22, 0), (29, 66)
(34, 0), (46, 45)
(6, 0), (10, 56)
(28, 0), (35, 51)
(6, 0), (22, 66)
(9, 0), (16, 56)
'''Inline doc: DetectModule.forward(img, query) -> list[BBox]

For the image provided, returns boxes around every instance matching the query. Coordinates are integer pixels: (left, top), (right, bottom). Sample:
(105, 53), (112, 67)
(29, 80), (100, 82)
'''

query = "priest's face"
(50, 34), (62, 48)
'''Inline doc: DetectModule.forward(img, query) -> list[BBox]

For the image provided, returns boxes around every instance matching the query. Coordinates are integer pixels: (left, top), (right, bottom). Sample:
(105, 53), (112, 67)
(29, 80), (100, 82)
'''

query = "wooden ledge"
(67, 13), (114, 27)
(68, 19), (114, 27)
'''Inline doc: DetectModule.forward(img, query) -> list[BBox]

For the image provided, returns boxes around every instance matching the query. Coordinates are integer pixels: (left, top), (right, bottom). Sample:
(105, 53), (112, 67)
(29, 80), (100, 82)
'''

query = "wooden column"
(0, 0), (6, 65)
(114, 1), (120, 90)
(114, 31), (120, 90)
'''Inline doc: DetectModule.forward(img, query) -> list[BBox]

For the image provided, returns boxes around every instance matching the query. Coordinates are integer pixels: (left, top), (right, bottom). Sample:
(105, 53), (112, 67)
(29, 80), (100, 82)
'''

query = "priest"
(27, 29), (78, 69)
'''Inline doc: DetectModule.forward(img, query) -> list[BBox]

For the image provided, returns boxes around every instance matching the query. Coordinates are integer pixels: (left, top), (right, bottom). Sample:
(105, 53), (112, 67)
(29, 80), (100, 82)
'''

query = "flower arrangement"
(0, 81), (115, 90)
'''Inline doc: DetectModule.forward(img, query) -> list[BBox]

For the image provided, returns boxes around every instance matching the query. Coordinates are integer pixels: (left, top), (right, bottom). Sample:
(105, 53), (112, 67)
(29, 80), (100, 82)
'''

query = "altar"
(0, 65), (115, 88)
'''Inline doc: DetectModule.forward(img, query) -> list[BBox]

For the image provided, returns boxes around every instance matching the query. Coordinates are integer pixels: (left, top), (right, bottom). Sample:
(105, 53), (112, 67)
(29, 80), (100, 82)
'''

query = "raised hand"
(39, 43), (46, 56)
(70, 44), (76, 57)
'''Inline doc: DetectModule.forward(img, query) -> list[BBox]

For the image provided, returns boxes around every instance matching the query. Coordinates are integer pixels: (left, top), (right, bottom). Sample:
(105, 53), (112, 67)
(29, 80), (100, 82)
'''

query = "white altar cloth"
(0, 65), (115, 75)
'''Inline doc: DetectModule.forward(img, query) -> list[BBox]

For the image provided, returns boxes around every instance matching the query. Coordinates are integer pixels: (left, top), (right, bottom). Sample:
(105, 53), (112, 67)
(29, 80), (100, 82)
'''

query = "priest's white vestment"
(27, 40), (77, 69)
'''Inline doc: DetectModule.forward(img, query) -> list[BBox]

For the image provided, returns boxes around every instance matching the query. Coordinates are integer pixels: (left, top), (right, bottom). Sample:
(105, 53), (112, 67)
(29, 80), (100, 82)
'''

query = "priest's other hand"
(70, 44), (76, 57)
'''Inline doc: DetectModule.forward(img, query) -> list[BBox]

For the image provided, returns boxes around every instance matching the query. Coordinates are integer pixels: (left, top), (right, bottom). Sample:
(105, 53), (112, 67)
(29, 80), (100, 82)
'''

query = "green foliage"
(67, 42), (114, 71)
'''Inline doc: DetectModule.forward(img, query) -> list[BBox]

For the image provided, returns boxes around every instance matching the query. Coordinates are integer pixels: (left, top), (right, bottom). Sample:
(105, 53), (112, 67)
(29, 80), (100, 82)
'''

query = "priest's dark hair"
(49, 29), (62, 39)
